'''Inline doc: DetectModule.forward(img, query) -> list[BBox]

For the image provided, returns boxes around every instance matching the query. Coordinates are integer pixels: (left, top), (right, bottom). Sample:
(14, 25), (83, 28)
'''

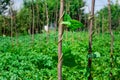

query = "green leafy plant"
(0, 32), (120, 79)
(61, 13), (84, 30)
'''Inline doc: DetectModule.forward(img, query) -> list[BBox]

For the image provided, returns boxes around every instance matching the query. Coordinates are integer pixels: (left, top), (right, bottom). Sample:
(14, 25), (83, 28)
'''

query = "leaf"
(94, 52), (101, 58)
(63, 13), (71, 21)
(62, 13), (84, 30)
(69, 19), (84, 30)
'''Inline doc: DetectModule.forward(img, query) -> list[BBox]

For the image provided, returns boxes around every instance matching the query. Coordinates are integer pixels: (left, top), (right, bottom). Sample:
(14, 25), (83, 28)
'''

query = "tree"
(31, 0), (35, 42)
(0, 0), (85, 36)
(96, 4), (120, 31)
(0, 0), (10, 14)
(107, 0), (114, 79)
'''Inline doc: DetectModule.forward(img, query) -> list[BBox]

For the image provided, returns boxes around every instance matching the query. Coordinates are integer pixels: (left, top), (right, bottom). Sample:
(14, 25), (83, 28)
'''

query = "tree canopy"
(0, 0), (10, 14)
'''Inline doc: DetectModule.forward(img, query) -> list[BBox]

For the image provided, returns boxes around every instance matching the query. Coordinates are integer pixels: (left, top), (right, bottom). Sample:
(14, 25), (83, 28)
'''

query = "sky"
(13, 0), (23, 10)
(84, 0), (116, 13)
(13, 0), (118, 13)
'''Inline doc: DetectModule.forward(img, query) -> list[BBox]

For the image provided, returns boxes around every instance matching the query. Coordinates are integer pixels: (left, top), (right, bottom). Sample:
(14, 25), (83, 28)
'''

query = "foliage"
(0, 0), (85, 36)
(0, 32), (120, 79)
(62, 13), (84, 30)
(0, 0), (10, 14)
(96, 4), (120, 31)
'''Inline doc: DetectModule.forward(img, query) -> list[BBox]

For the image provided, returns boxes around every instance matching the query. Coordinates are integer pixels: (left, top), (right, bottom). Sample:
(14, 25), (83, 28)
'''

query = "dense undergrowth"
(0, 31), (120, 80)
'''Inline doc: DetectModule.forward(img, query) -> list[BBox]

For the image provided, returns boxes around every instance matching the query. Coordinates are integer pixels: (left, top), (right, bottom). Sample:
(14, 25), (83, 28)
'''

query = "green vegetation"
(62, 13), (84, 30)
(0, 0), (85, 36)
(95, 4), (120, 32)
(0, 0), (120, 79)
(0, 32), (120, 79)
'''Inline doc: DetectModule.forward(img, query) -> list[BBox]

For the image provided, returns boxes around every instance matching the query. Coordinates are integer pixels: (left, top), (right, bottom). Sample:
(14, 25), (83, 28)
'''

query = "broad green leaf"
(63, 13), (71, 21)
(62, 13), (84, 30)
(94, 52), (101, 58)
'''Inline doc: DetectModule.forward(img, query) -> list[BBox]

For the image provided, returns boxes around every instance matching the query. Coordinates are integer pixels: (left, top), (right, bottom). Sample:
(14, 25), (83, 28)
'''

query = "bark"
(107, 0), (114, 78)
(58, 0), (64, 80)
(88, 0), (95, 80)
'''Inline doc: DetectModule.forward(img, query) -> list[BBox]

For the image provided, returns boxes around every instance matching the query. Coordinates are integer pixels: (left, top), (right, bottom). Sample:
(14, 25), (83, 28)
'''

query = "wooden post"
(88, 0), (95, 80)
(58, 0), (64, 80)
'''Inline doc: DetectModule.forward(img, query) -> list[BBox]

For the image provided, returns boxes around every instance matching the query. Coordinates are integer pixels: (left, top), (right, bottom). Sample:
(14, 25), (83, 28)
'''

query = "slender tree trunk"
(54, 2), (58, 41)
(45, 2), (49, 42)
(10, 1), (13, 45)
(107, 0), (114, 79)
(32, 0), (34, 42)
(36, 0), (39, 33)
(45, 2), (49, 31)
(14, 13), (18, 46)
(58, 0), (64, 80)
(88, 0), (95, 80)
(28, 5), (31, 35)
(118, 16), (120, 27)
(55, 7), (58, 31)
(94, 16), (97, 34)
(102, 13), (104, 37)
(3, 18), (6, 36)
(98, 16), (100, 34)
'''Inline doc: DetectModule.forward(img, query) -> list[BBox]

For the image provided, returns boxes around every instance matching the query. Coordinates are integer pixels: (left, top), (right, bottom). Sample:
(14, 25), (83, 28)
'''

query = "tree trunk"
(88, 0), (95, 80)
(10, 1), (13, 45)
(13, 12), (18, 46)
(3, 18), (6, 36)
(45, 2), (49, 32)
(102, 13), (104, 36)
(58, 0), (64, 80)
(94, 17), (97, 34)
(55, 0), (58, 41)
(32, 0), (34, 42)
(36, 0), (39, 33)
(107, 0), (114, 79)
(45, 2), (49, 42)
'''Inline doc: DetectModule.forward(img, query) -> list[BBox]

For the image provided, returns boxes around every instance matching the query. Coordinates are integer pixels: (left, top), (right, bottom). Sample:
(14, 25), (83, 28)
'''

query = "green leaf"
(63, 13), (71, 21)
(94, 52), (101, 58)
(62, 13), (84, 30)
(69, 19), (84, 30)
